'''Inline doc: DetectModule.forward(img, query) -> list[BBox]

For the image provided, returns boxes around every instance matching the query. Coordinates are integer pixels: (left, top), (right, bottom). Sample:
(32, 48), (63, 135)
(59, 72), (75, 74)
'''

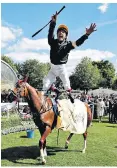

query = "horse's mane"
(27, 84), (42, 100)
(35, 89), (43, 98)
(24, 83), (44, 112)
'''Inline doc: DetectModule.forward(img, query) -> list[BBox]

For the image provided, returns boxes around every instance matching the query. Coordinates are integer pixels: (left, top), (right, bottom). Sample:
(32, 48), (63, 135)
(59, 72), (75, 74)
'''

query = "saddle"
(44, 88), (75, 128)
(50, 91), (74, 129)
(50, 98), (62, 129)
(51, 98), (62, 129)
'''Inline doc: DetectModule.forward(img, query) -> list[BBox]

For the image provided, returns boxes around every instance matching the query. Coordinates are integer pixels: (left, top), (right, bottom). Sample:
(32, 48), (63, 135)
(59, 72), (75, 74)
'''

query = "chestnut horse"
(13, 78), (92, 164)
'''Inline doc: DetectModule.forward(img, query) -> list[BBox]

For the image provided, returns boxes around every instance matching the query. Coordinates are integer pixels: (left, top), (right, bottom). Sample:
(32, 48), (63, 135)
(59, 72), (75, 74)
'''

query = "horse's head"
(14, 77), (29, 98)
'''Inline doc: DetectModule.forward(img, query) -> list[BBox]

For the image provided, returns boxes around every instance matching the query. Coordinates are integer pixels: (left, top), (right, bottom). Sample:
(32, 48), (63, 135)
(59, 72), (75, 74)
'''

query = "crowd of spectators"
(74, 92), (117, 123)
(1, 89), (117, 123)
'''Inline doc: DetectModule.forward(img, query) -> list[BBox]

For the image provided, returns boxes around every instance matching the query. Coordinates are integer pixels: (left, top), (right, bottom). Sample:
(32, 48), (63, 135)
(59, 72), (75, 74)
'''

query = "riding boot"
(67, 89), (74, 103)
(68, 93), (74, 103)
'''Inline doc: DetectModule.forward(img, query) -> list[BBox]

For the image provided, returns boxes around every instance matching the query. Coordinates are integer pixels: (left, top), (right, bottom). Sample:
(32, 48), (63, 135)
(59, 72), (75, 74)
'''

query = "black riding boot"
(67, 92), (74, 103)
(54, 88), (61, 101)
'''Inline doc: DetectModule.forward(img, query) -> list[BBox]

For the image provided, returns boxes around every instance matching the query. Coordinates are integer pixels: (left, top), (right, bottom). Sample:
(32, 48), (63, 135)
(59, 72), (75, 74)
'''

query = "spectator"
(97, 98), (105, 122)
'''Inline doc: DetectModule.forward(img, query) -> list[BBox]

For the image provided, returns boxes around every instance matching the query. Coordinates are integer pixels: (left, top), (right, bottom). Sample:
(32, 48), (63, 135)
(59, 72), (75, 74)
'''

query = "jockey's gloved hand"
(51, 11), (57, 22)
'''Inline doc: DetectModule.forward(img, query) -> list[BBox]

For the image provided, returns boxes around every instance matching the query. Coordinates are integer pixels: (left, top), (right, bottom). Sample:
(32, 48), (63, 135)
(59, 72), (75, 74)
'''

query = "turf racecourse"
(1, 120), (117, 166)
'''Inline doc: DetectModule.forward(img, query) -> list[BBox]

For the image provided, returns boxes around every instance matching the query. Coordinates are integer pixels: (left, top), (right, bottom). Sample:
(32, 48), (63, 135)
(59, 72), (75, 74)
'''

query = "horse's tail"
(85, 103), (92, 127)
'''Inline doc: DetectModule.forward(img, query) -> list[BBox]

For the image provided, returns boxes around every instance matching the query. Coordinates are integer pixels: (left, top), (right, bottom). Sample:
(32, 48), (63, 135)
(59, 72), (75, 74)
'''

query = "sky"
(1, 3), (117, 75)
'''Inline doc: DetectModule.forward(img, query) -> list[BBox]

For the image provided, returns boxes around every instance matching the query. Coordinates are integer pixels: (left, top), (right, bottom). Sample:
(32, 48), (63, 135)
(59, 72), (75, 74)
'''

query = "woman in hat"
(97, 98), (105, 122)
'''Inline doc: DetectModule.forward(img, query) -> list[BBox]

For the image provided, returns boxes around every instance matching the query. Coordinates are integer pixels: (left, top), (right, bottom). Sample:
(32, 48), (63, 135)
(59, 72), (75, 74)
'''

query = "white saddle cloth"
(57, 99), (87, 134)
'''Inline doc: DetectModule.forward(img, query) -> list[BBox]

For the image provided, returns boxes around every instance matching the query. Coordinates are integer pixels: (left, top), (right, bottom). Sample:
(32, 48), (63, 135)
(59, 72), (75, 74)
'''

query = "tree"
(70, 57), (101, 90)
(112, 78), (117, 90)
(1, 55), (18, 72)
(92, 60), (116, 88)
(17, 59), (50, 89)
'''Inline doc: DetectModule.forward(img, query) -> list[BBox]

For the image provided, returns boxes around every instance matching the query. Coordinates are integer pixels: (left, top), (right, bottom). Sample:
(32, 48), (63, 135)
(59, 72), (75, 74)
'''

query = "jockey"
(42, 12), (96, 103)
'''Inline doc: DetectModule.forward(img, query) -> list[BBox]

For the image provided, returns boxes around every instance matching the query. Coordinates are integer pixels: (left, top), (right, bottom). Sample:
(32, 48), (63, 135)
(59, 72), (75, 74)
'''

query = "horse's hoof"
(65, 144), (68, 149)
(42, 159), (46, 165)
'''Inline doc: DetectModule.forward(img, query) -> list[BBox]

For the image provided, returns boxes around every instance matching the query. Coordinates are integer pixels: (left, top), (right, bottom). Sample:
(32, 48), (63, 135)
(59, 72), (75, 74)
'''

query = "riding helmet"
(57, 24), (68, 36)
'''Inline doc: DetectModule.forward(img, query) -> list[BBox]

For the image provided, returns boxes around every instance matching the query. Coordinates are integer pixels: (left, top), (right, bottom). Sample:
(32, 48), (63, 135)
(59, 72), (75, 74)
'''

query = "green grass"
(1, 120), (117, 166)
(1, 114), (22, 129)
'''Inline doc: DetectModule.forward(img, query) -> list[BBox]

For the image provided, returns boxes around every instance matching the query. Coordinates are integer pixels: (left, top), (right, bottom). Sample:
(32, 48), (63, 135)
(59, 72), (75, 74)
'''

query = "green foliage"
(17, 59), (50, 89)
(1, 55), (18, 72)
(15, 62), (22, 73)
(1, 55), (50, 89)
(112, 78), (117, 90)
(92, 60), (116, 88)
(1, 115), (22, 129)
(70, 57), (101, 90)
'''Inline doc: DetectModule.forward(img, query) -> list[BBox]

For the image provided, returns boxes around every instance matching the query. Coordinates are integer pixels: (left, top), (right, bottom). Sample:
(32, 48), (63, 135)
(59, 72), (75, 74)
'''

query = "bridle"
(15, 82), (53, 115)
(14, 82), (29, 97)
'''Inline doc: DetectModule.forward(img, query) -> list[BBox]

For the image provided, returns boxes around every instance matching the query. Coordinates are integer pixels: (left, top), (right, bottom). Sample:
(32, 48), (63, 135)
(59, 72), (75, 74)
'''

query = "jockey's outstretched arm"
(72, 23), (97, 48)
(72, 34), (89, 48)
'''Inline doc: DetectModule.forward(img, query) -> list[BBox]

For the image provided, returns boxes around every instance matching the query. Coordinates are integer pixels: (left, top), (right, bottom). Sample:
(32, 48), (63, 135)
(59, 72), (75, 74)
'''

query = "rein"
(39, 96), (53, 115)
(16, 84), (53, 115)
(39, 104), (53, 115)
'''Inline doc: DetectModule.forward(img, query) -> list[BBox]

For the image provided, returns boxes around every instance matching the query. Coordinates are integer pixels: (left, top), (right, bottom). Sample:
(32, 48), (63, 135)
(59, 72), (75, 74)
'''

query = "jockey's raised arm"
(72, 34), (89, 48)
(48, 12), (57, 46)
(72, 23), (97, 48)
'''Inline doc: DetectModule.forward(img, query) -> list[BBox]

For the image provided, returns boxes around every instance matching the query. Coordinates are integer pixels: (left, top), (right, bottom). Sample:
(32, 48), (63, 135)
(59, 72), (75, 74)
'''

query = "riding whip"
(32, 5), (65, 38)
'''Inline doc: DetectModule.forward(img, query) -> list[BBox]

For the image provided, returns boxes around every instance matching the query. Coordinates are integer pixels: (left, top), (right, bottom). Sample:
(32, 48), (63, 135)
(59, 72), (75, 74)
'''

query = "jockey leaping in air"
(42, 12), (96, 103)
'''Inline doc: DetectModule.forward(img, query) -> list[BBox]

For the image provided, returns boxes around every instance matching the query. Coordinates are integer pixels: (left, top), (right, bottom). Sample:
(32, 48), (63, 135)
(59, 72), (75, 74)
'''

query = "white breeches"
(43, 63), (71, 91)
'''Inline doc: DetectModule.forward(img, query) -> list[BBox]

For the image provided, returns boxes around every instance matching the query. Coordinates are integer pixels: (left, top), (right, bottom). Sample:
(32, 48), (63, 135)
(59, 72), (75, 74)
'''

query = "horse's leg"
(39, 126), (51, 164)
(39, 127), (47, 157)
(43, 140), (47, 157)
(65, 133), (74, 149)
(82, 131), (87, 153)
(39, 129), (46, 157)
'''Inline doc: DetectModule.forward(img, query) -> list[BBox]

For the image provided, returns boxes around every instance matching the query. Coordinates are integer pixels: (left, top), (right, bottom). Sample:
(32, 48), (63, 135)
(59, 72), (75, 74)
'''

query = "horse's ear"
(16, 80), (22, 87)
(24, 76), (28, 82)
